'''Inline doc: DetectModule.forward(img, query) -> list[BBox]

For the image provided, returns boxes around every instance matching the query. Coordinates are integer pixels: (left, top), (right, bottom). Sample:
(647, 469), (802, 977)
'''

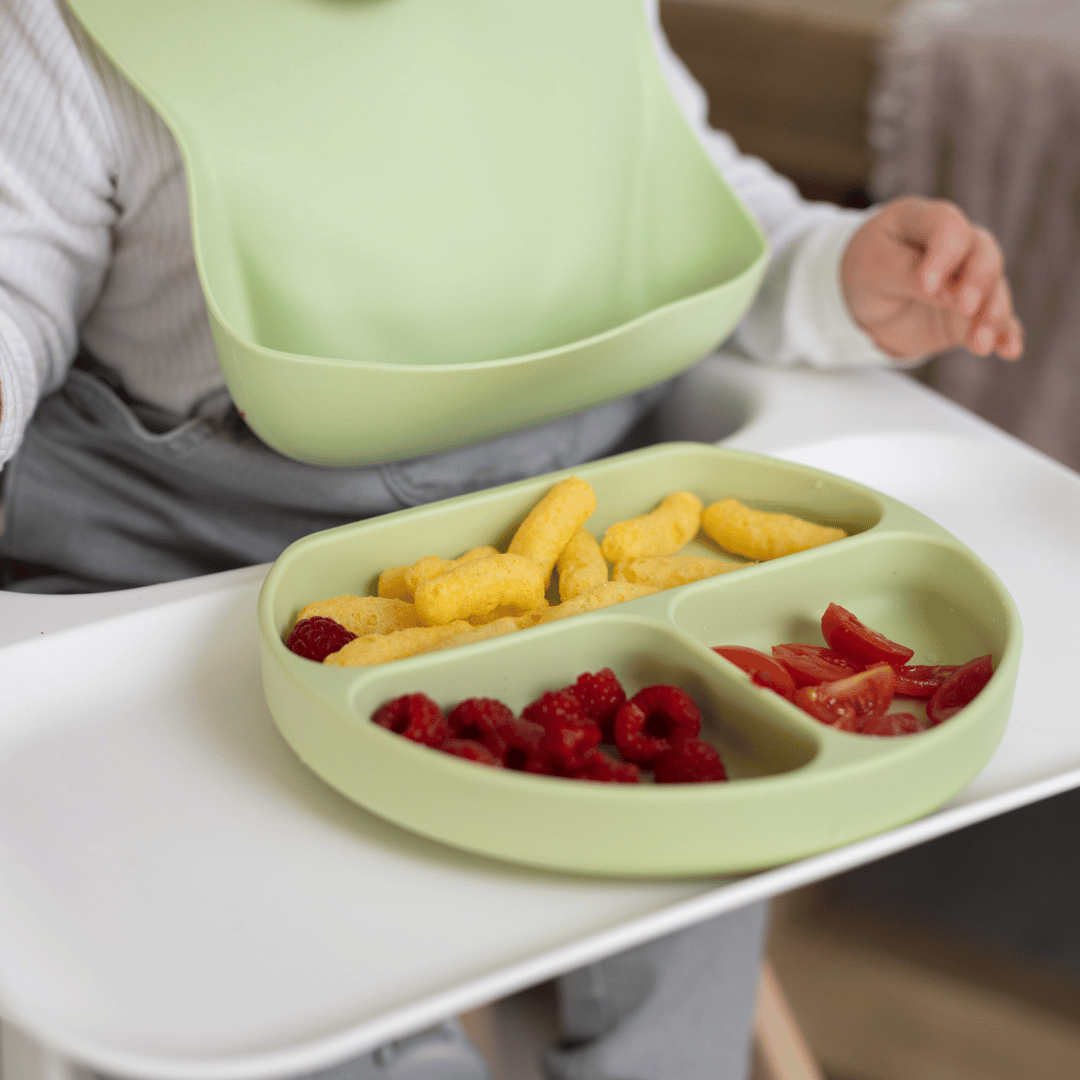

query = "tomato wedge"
(713, 645), (797, 702)
(891, 664), (960, 697)
(772, 643), (864, 687)
(860, 712), (928, 737)
(795, 663), (897, 731)
(820, 603), (915, 665)
(927, 655), (994, 724)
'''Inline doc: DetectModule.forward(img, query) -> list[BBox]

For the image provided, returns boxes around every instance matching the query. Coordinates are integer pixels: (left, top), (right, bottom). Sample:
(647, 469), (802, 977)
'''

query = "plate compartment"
(258, 443), (1022, 876)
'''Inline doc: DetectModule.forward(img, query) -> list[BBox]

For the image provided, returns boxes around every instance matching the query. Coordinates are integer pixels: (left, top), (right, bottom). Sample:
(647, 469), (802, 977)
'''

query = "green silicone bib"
(69, 0), (768, 464)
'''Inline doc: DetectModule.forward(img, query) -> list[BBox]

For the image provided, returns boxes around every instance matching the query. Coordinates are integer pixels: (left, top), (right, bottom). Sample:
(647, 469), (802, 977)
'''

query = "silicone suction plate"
(258, 444), (1023, 877)
(68, 0), (768, 465)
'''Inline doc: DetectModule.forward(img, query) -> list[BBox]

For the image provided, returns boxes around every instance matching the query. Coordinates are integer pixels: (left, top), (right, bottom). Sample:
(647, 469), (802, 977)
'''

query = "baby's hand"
(841, 196), (1023, 362)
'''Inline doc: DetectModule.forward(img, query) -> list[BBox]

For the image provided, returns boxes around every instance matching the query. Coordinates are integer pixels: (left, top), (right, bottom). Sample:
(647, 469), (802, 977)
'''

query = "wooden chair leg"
(754, 960), (826, 1080)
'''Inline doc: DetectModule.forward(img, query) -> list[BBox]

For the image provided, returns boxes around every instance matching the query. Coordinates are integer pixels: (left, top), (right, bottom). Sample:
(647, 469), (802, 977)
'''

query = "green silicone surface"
(67, 0), (767, 465)
(258, 443), (1022, 877)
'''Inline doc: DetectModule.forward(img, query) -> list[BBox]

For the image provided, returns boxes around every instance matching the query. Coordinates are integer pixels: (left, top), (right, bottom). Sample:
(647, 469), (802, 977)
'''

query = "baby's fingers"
(897, 199), (978, 296)
(949, 226), (1004, 312)
(912, 212), (1024, 361)
(967, 277), (1023, 360)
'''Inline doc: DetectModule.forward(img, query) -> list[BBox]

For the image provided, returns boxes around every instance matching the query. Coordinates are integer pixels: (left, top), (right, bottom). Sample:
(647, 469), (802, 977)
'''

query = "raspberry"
(654, 738), (727, 783)
(499, 716), (557, 774)
(522, 688), (583, 729)
(564, 668), (626, 741)
(440, 738), (503, 767)
(523, 690), (601, 771)
(613, 685), (701, 764)
(447, 698), (514, 760)
(859, 711), (926, 737)
(286, 616), (357, 661)
(447, 697), (514, 739)
(372, 693), (449, 747)
(571, 749), (641, 784)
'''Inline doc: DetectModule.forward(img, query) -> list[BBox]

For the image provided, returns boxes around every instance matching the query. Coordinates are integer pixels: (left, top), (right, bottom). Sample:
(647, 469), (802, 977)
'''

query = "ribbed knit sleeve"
(0, 0), (118, 465)
(0, 0), (225, 469)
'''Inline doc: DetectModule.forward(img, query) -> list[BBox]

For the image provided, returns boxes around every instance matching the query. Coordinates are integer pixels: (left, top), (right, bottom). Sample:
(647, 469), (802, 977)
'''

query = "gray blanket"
(870, 0), (1080, 470)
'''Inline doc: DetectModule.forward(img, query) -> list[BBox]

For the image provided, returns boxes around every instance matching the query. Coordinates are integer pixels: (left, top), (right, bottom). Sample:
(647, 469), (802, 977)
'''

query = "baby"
(0, 0), (1021, 1078)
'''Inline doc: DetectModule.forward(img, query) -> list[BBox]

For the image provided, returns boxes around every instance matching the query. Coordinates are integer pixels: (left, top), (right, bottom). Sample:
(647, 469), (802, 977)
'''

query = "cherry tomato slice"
(926, 655), (994, 724)
(795, 663), (897, 731)
(820, 603), (915, 665)
(713, 645), (797, 702)
(771, 643), (864, 687)
(859, 712), (927, 737)
(891, 664), (960, 697)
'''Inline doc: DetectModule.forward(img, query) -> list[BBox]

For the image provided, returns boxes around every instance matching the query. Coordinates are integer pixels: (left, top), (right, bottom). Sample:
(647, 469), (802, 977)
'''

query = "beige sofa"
(660, 0), (905, 200)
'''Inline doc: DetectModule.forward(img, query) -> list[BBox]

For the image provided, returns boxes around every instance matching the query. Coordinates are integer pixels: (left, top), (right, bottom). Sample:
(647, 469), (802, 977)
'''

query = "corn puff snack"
(413, 553), (546, 626)
(428, 617), (523, 653)
(324, 621), (472, 667)
(701, 498), (847, 561)
(296, 595), (423, 636)
(377, 565), (412, 601)
(524, 581), (657, 627)
(601, 491), (703, 564)
(613, 555), (747, 590)
(508, 476), (597, 585)
(403, 546), (500, 596)
(556, 528), (608, 601)
(469, 599), (548, 626)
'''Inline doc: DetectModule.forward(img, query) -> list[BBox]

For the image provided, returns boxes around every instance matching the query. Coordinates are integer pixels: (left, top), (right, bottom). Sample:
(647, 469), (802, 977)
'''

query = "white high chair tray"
(0, 358), (1077, 1080)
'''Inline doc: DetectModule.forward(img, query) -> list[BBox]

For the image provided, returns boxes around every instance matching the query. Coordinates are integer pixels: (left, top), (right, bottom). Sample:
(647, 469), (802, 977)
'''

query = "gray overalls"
(0, 357), (667, 592)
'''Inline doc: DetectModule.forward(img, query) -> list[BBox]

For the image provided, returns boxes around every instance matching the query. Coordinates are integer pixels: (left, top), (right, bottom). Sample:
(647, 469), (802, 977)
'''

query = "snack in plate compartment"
(324, 621), (473, 667)
(614, 554), (746, 590)
(376, 565), (412, 601)
(601, 491), (703, 564)
(468, 600), (548, 626)
(522, 581), (657, 626)
(428, 616), (524, 653)
(329, 616), (527, 668)
(412, 553), (546, 625)
(403, 546), (501, 596)
(295, 595), (423, 636)
(378, 546), (501, 602)
(556, 528), (608, 601)
(507, 476), (597, 586)
(368, 670), (726, 784)
(284, 478), (848, 667)
(700, 498), (846, 561)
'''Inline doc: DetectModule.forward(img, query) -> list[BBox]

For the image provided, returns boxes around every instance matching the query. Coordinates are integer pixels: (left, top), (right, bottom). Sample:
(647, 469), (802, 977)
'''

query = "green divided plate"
(258, 443), (1022, 877)
(68, 0), (768, 466)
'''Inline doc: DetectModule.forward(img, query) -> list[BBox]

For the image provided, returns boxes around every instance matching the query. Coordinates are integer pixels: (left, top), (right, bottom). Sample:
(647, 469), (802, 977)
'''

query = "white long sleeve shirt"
(0, 0), (890, 469)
